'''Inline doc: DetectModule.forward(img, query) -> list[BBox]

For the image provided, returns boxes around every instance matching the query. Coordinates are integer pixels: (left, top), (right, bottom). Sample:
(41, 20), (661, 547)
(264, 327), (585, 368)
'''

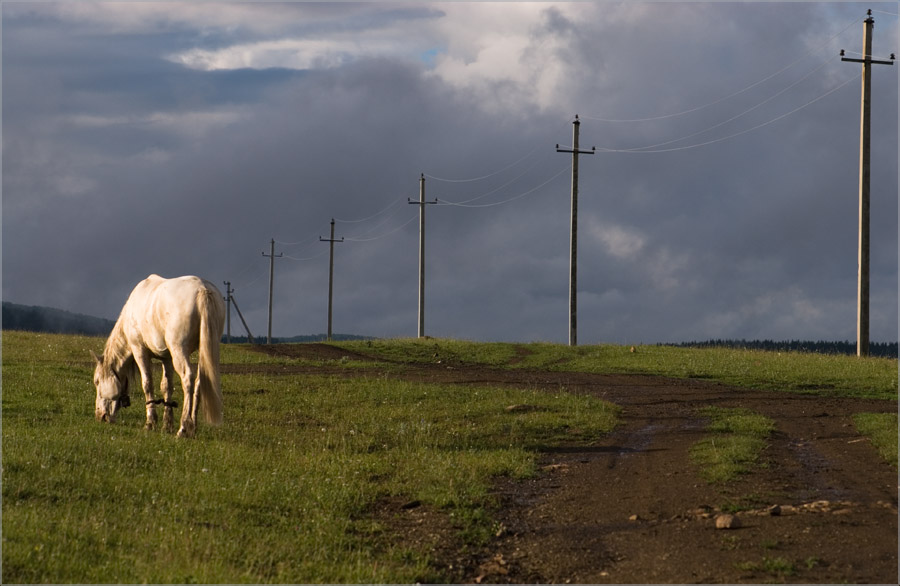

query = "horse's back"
(125, 275), (224, 354)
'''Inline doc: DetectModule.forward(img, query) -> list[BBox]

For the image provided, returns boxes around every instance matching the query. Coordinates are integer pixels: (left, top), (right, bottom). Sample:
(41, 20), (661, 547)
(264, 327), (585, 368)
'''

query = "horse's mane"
(103, 314), (139, 392)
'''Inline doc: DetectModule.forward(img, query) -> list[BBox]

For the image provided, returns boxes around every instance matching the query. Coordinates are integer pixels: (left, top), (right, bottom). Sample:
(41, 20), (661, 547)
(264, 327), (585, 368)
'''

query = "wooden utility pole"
(320, 219), (344, 341)
(556, 115), (595, 346)
(841, 11), (894, 357)
(262, 239), (283, 344)
(408, 174), (438, 338)
(223, 281), (233, 343)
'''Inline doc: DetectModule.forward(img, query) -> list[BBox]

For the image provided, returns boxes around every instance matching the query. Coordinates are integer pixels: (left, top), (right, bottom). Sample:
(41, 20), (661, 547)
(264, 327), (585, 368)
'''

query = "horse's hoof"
(144, 422), (155, 431)
(176, 427), (194, 438)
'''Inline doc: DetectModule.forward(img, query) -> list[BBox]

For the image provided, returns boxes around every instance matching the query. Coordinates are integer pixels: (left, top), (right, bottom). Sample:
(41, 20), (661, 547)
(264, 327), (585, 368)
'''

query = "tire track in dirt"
(469, 377), (897, 584)
(236, 345), (897, 583)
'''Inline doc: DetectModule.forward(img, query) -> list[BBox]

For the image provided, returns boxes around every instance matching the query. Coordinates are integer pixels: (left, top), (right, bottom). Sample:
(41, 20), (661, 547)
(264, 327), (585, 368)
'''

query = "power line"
(613, 54), (839, 153)
(580, 12), (863, 124)
(424, 146), (538, 183)
(282, 249), (329, 261)
(596, 71), (861, 154)
(433, 163), (536, 206)
(437, 164), (570, 209)
(274, 234), (319, 247)
(342, 212), (419, 242)
(334, 197), (404, 224)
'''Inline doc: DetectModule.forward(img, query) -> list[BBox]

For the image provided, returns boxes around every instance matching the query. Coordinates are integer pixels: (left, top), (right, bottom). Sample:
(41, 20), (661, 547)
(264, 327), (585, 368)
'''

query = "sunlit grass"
(853, 412), (898, 466)
(690, 407), (775, 483)
(338, 339), (898, 399)
(2, 331), (617, 583)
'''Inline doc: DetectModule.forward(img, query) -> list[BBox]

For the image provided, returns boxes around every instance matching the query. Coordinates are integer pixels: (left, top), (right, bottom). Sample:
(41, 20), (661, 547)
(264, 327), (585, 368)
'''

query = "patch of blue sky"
(419, 47), (444, 69)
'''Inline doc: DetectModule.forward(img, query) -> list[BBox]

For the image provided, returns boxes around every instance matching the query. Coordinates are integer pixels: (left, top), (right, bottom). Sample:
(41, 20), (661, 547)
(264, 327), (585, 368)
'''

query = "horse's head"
(90, 351), (130, 422)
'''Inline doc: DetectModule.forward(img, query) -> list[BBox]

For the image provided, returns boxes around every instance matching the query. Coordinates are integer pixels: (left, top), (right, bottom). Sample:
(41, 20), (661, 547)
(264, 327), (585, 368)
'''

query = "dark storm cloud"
(2, 2), (896, 343)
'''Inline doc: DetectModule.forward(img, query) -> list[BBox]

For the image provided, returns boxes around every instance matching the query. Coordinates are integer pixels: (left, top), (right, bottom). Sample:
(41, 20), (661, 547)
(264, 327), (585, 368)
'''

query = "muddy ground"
(238, 344), (898, 584)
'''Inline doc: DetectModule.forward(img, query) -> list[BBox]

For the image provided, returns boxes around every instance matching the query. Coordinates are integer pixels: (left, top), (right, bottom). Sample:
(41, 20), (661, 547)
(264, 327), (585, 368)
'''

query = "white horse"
(91, 275), (225, 438)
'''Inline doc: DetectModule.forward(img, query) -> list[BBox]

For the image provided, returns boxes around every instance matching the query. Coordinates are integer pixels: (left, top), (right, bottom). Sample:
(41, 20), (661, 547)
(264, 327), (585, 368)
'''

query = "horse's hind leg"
(161, 358), (176, 433)
(172, 350), (197, 438)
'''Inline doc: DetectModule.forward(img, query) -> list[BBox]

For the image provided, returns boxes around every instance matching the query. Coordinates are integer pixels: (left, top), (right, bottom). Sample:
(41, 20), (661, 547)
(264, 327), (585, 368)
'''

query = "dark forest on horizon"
(3, 302), (897, 358)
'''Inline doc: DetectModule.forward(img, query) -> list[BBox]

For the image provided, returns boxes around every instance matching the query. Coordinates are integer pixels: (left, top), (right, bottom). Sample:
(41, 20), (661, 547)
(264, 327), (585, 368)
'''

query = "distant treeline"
(4, 302), (895, 356)
(667, 339), (898, 358)
(2, 302), (373, 344)
(2, 302), (115, 337)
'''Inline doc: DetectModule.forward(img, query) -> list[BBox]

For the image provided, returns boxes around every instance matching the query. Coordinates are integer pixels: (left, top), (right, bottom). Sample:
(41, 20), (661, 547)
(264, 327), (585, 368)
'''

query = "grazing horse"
(91, 275), (225, 438)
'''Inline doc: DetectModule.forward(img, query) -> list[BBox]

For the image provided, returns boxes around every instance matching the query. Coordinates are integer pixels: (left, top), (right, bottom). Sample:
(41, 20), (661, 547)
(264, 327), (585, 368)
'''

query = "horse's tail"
(196, 287), (225, 425)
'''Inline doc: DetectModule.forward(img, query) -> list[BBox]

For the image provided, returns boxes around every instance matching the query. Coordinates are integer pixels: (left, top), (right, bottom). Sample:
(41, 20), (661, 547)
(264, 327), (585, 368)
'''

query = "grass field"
(2, 331), (896, 583)
(690, 407), (776, 483)
(334, 338), (898, 399)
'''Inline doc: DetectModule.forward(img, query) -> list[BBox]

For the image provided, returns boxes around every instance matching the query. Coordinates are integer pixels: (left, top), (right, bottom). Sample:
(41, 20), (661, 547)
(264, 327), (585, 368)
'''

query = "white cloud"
(66, 109), (246, 138)
(588, 220), (646, 260)
(55, 174), (98, 197)
(699, 286), (831, 340)
(169, 37), (413, 71)
(425, 2), (588, 112)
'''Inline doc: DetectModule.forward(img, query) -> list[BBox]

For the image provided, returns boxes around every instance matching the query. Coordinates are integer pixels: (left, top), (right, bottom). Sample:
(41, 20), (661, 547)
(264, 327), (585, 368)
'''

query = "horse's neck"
(104, 320), (133, 372)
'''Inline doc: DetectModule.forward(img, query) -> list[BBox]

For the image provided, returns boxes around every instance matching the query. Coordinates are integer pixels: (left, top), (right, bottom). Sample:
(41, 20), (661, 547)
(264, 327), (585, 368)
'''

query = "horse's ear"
(89, 350), (102, 366)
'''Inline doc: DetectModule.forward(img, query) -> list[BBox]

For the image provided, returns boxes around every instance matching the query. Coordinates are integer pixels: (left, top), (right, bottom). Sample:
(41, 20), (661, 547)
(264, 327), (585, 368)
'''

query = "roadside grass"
(690, 407), (776, 483)
(853, 412), (898, 466)
(2, 331), (618, 583)
(219, 343), (391, 371)
(334, 338), (522, 368)
(338, 339), (898, 400)
(736, 556), (797, 579)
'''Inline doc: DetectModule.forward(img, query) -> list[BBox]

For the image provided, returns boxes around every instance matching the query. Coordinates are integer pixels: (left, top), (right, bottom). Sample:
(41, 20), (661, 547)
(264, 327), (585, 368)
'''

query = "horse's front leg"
(160, 358), (176, 433)
(134, 351), (158, 431)
(172, 351), (197, 438)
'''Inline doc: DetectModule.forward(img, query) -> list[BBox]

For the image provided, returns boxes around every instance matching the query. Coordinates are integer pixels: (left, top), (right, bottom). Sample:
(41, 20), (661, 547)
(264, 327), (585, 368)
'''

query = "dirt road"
(243, 344), (899, 583)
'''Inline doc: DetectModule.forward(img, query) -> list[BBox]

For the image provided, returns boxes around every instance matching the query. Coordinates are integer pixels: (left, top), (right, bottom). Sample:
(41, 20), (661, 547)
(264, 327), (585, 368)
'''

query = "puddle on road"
(615, 423), (661, 457)
(612, 418), (705, 458)
(786, 439), (854, 502)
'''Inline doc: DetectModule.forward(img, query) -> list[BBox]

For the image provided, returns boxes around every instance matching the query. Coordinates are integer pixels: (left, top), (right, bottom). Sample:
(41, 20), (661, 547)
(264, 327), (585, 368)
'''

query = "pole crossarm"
(840, 50), (895, 66)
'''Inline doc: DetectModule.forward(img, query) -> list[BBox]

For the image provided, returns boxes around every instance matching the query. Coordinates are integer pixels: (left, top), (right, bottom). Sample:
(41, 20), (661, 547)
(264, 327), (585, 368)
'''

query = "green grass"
(736, 556), (797, 578)
(2, 331), (618, 583)
(853, 412), (898, 466)
(690, 407), (776, 483)
(337, 339), (898, 399)
(3, 332), (896, 582)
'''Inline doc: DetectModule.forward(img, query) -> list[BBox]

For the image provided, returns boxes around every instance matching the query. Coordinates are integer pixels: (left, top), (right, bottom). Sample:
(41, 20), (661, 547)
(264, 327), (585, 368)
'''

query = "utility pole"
(841, 11), (894, 357)
(409, 173), (438, 338)
(223, 281), (233, 343)
(262, 239), (283, 344)
(556, 115), (596, 346)
(320, 219), (344, 341)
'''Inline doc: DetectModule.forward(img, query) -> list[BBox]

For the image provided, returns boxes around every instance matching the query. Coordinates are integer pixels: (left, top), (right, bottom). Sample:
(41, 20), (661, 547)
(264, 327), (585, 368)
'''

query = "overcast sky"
(2, 1), (898, 344)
